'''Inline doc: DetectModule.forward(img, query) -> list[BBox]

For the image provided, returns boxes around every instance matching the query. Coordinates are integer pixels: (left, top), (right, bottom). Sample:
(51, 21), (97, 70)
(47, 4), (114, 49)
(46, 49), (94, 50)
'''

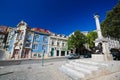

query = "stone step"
(60, 60), (120, 80)
(75, 60), (109, 67)
(60, 65), (85, 80)
(69, 61), (99, 71)
(60, 63), (108, 80)
(65, 63), (92, 74)
(64, 62), (108, 80)
(76, 60), (120, 73)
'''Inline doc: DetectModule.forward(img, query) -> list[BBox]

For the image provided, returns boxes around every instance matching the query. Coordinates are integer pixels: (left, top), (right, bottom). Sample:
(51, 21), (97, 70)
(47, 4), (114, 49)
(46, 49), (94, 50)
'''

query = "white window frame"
(33, 44), (38, 50)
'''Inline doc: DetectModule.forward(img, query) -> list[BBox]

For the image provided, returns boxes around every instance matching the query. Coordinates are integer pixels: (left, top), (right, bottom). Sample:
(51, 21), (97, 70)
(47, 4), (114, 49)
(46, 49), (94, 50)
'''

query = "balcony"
(6, 42), (9, 45)
(4, 45), (9, 48)
(0, 40), (3, 43)
(26, 39), (32, 43)
(26, 35), (32, 41)
(0, 35), (5, 39)
(25, 42), (32, 48)
(34, 38), (40, 42)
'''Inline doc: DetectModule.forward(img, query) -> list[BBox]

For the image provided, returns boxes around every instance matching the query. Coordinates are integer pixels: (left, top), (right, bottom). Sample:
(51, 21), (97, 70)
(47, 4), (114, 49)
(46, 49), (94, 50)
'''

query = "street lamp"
(42, 45), (45, 66)
(65, 43), (68, 63)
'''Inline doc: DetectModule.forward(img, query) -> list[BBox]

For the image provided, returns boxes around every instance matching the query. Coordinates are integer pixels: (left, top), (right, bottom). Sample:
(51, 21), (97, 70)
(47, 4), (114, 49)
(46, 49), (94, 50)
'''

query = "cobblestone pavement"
(0, 61), (71, 80)
(0, 57), (66, 66)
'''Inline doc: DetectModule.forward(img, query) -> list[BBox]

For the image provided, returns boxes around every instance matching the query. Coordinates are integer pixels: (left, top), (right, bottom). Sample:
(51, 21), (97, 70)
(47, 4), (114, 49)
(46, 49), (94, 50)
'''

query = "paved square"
(0, 61), (71, 80)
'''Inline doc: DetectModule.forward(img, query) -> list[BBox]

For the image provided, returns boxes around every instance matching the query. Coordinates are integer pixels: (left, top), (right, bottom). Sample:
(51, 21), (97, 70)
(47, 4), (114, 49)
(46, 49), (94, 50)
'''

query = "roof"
(31, 28), (51, 35)
(0, 26), (8, 34)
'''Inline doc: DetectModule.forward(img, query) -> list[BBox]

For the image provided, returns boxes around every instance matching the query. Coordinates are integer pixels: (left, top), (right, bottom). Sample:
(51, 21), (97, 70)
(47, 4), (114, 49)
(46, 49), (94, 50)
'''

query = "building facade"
(0, 26), (8, 60)
(5, 21), (51, 59)
(31, 28), (50, 58)
(3, 21), (68, 60)
(5, 27), (16, 59)
(6, 21), (29, 59)
(49, 33), (68, 57)
(0, 26), (8, 50)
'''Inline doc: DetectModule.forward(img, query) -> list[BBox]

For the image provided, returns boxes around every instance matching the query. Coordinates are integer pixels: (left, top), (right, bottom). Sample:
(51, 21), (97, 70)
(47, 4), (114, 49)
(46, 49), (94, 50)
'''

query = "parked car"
(83, 50), (92, 58)
(66, 53), (80, 59)
(110, 48), (120, 60)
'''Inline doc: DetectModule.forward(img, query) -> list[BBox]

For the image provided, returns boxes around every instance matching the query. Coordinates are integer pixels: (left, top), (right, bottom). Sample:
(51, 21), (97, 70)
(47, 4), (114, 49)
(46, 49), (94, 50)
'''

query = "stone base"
(92, 54), (105, 61)
(60, 59), (120, 80)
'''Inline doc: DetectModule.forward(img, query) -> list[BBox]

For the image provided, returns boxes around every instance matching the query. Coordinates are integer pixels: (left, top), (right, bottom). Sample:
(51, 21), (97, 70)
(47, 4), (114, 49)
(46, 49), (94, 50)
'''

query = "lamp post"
(65, 43), (68, 63)
(42, 50), (45, 66)
(42, 45), (45, 66)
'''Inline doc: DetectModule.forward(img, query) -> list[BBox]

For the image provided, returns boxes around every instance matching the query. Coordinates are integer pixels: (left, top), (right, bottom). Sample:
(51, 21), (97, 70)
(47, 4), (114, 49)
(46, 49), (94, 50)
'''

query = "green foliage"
(101, 2), (120, 38)
(67, 30), (87, 50)
(86, 31), (98, 49)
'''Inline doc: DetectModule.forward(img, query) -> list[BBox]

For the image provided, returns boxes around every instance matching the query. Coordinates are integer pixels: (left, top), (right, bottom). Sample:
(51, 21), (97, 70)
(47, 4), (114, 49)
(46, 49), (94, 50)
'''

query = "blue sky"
(0, 0), (118, 35)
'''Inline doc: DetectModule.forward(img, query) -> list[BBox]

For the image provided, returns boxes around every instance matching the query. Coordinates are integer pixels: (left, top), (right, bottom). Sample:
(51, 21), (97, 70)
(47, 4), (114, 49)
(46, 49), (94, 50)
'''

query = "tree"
(101, 2), (120, 38)
(67, 30), (87, 54)
(86, 31), (98, 49)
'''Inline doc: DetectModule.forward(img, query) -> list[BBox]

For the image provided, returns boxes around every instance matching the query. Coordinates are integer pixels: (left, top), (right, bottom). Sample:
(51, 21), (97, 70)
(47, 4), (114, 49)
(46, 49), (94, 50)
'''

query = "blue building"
(31, 29), (49, 58)
(6, 21), (50, 59)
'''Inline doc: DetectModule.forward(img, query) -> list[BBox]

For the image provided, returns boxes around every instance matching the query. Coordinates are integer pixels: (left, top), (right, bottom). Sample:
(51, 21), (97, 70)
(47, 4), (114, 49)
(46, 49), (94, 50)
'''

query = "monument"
(93, 14), (113, 61)
(59, 14), (120, 80)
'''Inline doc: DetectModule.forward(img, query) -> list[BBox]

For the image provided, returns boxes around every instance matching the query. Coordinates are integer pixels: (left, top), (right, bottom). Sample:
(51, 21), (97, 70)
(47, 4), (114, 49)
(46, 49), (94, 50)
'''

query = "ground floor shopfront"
(49, 47), (69, 57)
(3, 48), (69, 60)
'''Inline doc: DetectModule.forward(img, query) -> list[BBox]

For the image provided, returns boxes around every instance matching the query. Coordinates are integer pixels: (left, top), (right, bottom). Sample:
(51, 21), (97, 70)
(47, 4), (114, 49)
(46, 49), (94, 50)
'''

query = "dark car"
(110, 48), (120, 60)
(83, 50), (92, 58)
(66, 54), (80, 59)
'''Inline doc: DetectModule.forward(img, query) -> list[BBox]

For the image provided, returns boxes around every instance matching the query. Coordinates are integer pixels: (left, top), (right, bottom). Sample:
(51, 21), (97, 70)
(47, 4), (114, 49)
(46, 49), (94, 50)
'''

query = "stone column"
(94, 15), (103, 39)
(59, 49), (61, 57)
(94, 14), (113, 61)
(65, 51), (67, 56)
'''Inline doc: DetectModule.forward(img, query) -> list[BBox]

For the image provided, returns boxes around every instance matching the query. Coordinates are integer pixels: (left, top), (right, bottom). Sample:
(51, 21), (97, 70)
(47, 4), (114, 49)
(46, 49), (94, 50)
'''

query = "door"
(51, 48), (54, 57)
(57, 50), (59, 56)
(61, 51), (65, 56)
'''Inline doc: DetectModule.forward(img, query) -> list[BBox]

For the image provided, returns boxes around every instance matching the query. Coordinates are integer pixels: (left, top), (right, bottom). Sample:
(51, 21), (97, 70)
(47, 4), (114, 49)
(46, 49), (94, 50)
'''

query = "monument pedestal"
(92, 54), (105, 61)
(92, 54), (113, 61)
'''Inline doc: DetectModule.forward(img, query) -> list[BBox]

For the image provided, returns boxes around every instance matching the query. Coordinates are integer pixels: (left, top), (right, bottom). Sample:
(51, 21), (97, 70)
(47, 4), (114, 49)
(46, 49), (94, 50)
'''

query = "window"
(26, 32), (32, 41)
(35, 34), (39, 38)
(26, 35), (32, 42)
(19, 32), (23, 39)
(34, 53), (37, 56)
(42, 45), (46, 50)
(57, 42), (59, 46)
(32, 44), (38, 49)
(19, 34), (23, 39)
(0, 35), (3, 39)
(62, 43), (65, 47)
(52, 41), (54, 46)
(0, 35), (1, 38)
(25, 43), (31, 47)
(43, 36), (47, 43)
(34, 34), (40, 42)
(15, 51), (19, 54)
(2, 35), (4, 38)
(16, 33), (23, 40)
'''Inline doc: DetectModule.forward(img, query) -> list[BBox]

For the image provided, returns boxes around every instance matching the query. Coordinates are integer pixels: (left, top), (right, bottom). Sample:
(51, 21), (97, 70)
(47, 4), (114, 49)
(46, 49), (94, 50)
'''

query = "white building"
(0, 26), (8, 60)
(48, 33), (68, 57)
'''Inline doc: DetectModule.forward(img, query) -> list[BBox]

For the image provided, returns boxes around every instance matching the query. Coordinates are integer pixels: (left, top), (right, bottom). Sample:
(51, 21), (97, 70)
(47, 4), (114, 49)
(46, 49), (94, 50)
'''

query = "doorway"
(57, 50), (59, 56)
(61, 51), (65, 56)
